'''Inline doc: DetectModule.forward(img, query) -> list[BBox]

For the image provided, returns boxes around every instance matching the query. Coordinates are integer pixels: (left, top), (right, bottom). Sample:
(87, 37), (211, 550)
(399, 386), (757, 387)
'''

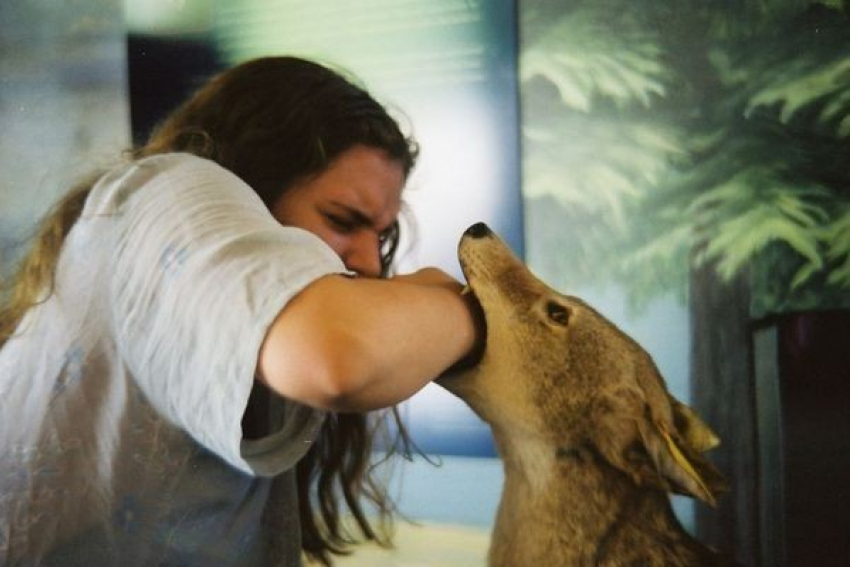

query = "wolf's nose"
(465, 222), (492, 239)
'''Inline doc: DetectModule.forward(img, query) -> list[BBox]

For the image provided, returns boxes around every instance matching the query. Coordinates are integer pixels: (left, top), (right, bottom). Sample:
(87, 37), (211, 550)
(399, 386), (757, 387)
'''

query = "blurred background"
(2, 1), (848, 565)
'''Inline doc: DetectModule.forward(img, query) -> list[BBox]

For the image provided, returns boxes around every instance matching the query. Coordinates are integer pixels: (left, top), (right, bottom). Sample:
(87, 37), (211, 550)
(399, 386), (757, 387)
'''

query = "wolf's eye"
(546, 301), (571, 326)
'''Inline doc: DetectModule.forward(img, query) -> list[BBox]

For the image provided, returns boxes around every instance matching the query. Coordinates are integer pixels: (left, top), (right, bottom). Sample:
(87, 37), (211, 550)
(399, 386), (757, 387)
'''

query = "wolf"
(439, 222), (733, 566)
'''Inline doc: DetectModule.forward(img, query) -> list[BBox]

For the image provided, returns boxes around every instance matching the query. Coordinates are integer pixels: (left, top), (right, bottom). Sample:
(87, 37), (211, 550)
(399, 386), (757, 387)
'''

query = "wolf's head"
(440, 222), (725, 505)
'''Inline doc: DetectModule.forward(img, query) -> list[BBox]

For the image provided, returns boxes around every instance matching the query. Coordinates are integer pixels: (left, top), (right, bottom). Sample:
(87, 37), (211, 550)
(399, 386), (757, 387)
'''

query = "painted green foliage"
(520, 0), (850, 315)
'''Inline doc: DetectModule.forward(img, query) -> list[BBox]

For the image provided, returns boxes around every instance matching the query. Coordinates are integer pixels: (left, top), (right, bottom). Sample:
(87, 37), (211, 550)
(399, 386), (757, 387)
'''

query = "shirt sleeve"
(103, 154), (345, 476)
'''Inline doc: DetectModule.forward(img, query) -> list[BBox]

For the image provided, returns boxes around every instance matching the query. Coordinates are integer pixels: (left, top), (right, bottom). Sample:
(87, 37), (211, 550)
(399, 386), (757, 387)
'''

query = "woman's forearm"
(256, 269), (482, 412)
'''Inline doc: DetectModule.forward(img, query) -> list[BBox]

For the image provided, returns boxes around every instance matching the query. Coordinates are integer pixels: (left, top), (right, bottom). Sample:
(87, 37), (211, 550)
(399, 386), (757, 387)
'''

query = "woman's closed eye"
(323, 211), (359, 234)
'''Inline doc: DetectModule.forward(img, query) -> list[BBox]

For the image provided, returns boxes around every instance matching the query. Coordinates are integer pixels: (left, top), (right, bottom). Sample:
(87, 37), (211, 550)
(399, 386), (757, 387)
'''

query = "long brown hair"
(0, 56), (419, 566)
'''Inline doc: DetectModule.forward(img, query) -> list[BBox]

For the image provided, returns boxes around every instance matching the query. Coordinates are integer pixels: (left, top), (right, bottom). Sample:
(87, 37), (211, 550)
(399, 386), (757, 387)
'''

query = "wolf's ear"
(671, 399), (720, 453)
(594, 403), (726, 506)
(635, 415), (727, 506)
(632, 360), (726, 504)
(590, 372), (726, 505)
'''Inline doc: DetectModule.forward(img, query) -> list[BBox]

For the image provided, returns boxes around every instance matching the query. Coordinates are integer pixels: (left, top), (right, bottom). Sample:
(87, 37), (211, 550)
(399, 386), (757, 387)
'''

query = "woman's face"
(272, 144), (405, 278)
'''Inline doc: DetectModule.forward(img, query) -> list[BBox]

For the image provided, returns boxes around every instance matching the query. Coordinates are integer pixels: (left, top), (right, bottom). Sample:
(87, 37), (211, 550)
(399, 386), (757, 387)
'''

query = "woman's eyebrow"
(328, 201), (379, 229)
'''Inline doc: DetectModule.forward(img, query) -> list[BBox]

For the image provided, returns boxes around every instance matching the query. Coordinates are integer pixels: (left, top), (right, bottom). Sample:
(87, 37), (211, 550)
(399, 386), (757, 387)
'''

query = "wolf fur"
(439, 222), (732, 567)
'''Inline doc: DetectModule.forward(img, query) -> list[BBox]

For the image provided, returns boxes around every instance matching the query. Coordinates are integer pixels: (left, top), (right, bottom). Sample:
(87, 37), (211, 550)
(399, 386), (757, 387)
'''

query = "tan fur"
(439, 223), (732, 567)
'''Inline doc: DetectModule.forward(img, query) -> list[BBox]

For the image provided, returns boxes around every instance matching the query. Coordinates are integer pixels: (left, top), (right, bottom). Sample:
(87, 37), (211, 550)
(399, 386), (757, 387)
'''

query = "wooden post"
(690, 260), (760, 566)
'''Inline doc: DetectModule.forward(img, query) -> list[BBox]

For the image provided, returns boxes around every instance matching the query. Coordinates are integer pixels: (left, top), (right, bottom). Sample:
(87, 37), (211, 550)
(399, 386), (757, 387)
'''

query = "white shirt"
(0, 153), (346, 565)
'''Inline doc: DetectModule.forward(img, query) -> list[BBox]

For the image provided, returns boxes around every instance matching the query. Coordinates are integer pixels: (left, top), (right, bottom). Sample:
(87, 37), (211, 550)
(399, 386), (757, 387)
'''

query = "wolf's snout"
(464, 222), (492, 239)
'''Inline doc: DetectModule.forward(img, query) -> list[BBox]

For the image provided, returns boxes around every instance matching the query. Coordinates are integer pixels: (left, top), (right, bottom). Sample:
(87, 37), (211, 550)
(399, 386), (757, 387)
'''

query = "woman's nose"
(342, 232), (382, 278)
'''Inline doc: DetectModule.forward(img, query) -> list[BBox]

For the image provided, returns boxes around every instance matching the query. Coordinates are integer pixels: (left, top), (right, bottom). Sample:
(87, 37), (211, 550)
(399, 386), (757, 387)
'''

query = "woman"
(0, 57), (483, 566)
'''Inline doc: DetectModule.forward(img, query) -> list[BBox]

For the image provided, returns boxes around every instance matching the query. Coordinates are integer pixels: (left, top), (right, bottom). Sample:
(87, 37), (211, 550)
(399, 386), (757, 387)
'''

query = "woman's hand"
(256, 268), (485, 412)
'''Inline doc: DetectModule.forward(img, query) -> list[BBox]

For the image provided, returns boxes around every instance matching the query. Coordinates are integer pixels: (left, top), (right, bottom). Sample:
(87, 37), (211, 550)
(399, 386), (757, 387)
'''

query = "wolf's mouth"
(448, 279), (486, 371)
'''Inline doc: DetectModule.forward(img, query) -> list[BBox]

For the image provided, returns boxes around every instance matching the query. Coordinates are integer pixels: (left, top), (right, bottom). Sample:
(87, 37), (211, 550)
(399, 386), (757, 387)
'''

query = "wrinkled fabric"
(0, 154), (345, 566)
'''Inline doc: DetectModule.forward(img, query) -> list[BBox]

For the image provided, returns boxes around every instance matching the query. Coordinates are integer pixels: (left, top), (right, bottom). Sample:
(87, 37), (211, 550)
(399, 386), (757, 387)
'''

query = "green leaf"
(747, 58), (850, 124)
(520, 5), (671, 111)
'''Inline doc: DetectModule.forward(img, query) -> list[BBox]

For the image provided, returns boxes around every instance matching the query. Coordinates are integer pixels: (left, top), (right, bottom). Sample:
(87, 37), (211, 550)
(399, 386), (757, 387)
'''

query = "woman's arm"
(256, 268), (483, 412)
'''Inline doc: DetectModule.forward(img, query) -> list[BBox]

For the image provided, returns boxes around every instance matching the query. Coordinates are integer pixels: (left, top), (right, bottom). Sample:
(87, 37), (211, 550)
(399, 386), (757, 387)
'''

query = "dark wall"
(126, 35), (222, 145)
(754, 311), (850, 567)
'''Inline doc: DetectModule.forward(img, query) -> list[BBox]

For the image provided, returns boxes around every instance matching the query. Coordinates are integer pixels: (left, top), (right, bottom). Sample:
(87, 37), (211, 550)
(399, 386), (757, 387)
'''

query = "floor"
(307, 521), (490, 567)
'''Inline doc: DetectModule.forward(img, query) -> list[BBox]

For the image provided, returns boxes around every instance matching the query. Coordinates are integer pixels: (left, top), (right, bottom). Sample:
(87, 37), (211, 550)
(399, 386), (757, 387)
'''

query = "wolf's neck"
(488, 434), (706, 567)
